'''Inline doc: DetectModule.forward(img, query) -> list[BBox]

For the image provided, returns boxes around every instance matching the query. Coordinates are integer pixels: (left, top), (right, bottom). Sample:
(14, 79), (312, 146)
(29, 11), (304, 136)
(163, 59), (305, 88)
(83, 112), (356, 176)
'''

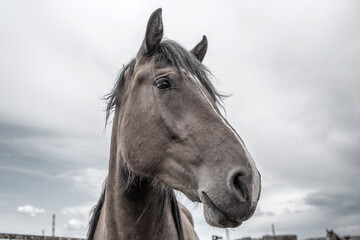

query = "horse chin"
(201, 193), (243, 228)
(203, 205), (242, 228)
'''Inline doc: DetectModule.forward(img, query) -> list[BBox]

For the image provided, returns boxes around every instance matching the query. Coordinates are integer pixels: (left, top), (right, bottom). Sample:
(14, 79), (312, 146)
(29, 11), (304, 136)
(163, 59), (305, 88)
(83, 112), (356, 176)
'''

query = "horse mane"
(327, 229), (343, 240)
(87, 180), (106, 240)
(334, 232), (342, 240)
(88, 39), (224, 240)
(169, 190), (184, 240)
(104, 39), (225, 125)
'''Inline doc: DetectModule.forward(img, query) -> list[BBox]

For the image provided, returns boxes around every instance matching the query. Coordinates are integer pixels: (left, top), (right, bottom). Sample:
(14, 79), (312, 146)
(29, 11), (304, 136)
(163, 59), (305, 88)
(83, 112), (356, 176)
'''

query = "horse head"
(108, 8), (261, 228)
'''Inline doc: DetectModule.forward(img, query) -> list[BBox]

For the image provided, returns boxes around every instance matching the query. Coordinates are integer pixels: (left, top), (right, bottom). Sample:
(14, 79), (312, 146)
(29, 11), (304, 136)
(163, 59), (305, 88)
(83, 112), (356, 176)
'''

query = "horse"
(327, 229), (343, 240)
(87, 8), (261, 240)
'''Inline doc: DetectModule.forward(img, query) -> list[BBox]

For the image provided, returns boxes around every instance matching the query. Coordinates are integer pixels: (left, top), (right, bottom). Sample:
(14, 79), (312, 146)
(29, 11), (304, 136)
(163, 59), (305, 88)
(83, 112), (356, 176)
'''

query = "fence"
(0, 233), (84, 240)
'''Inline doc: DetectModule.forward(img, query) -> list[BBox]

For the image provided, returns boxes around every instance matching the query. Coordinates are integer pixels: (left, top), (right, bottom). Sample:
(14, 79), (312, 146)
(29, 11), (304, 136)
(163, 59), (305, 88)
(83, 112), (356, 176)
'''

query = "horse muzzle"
(199, 167), (261, 228)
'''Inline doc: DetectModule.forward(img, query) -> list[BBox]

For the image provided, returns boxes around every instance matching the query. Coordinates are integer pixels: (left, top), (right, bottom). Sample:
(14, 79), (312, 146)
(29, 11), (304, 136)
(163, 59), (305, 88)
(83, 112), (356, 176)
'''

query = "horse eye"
(155, 79), (172, 90)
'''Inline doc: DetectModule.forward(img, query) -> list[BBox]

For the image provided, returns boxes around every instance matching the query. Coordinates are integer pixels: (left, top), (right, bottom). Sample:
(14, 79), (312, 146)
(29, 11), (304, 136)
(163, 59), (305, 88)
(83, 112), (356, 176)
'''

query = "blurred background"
(0, 1), (359, 239)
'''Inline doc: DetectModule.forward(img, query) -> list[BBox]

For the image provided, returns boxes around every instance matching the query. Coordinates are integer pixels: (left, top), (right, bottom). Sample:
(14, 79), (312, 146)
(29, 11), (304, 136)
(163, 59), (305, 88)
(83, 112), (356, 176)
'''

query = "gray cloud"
(305, 191), (360, 216)
(0, 122), (51, 140)
(253, 209), (277, 217)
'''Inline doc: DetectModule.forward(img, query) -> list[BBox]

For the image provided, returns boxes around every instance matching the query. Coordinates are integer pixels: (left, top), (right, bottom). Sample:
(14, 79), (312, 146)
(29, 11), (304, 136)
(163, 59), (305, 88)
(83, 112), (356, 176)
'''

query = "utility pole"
(271, 223), (276, 238)
(226, 229), (231, 240)
(52, 214), (55, 237)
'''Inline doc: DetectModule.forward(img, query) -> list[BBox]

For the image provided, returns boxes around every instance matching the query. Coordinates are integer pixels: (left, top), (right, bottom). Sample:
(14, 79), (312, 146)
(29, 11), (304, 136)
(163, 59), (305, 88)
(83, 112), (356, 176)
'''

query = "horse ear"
(190, 35), (208, 62)
(137, 8), (163, 59)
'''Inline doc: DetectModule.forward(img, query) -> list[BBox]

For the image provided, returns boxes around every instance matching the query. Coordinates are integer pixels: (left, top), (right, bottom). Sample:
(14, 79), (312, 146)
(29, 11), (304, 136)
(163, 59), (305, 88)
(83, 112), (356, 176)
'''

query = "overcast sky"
(0, 1), (359, 240)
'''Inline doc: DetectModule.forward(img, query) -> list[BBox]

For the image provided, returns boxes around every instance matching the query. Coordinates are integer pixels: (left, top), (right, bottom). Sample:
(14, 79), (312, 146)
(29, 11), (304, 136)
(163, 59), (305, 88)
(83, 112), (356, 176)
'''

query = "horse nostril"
(232, 171), (249, 201)
(234, 175), (244, 197)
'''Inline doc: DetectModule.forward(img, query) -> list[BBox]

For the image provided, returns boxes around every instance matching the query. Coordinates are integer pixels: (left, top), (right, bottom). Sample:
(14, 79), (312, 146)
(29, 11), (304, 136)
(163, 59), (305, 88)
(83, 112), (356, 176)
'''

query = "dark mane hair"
(88, 39), (224, 240)
(87, 180), (106, 240)
(104, 39), (224, 124)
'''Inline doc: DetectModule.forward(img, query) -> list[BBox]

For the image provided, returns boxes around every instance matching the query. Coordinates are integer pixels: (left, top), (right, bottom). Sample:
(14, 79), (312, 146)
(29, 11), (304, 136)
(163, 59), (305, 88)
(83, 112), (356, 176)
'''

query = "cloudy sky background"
(0, 1), (359, 239)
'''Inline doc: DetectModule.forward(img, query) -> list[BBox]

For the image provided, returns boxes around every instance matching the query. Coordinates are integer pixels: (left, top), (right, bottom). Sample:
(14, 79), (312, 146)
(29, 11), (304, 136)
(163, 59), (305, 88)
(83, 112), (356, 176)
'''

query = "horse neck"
(334, 233), (342, 240)
(95, 108), (180, 240)
(329, 233), (342, 240)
